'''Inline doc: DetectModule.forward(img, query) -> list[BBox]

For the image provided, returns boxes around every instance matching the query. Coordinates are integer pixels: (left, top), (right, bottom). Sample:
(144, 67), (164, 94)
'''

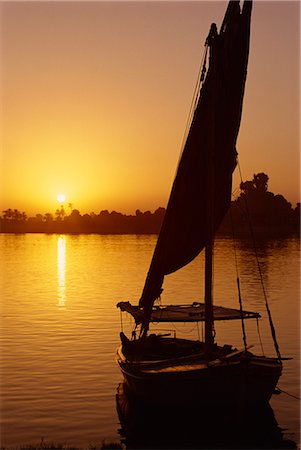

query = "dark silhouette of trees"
(220, 173), (297, 235)
(292, 203), (300, 230)
(1, 208), (28, 232)
(2, 208), (27, 222)
(64, 209), (82, 233)
(0, 207), (167, 234)
(55, 206), (66, 221)
(0, 174), (299, 235)
(3, 209), (13, 220)
(44, 213), (54, 222)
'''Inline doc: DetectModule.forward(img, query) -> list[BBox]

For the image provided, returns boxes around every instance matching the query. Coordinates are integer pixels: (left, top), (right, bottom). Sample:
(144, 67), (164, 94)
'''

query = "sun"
(57, 193), (66, 203)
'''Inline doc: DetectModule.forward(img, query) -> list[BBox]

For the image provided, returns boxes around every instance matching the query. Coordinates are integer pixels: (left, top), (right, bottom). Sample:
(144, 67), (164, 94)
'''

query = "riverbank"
(0, 440), (122, 450)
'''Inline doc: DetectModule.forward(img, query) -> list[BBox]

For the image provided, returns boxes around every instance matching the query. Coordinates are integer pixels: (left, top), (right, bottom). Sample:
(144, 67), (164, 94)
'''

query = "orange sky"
(1, 1), (300, 216)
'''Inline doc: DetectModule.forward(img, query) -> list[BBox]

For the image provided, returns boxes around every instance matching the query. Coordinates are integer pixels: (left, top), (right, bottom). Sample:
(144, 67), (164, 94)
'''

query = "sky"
(1, 0), (300, 216)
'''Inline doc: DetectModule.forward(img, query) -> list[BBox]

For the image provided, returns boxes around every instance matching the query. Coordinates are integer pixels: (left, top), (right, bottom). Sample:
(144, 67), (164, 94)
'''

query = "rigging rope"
(176, 37), (210, 169)
(237, 160), (282, 361)
(276, 387), (301, 400)
(168, 320), (200, 335)
(229, 207), (248, 352)
(196, 321), (201, 341)
(256, 317), (265, 356)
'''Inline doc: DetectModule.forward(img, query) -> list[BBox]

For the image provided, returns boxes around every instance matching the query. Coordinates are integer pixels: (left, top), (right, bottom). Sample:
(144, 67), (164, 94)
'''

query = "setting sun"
(1, 1), (299, 217)
(57, 193), (66, 203)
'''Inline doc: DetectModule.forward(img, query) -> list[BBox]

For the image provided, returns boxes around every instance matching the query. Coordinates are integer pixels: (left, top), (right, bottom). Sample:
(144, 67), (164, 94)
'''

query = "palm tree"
(55, 206), (66, 221)
(2, 209), (13, 220)
(44, 213), (53, 222)
(13, 209), (22, 221)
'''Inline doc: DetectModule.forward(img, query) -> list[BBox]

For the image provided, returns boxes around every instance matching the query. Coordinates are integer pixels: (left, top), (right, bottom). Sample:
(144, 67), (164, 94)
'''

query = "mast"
(204, 24), (217, 357)
(204, 234), (214, 356)
(204, 143), (215, 354)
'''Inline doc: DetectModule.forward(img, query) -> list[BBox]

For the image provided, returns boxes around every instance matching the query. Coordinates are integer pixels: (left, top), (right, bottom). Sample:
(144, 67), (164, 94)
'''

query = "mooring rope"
(237, 160), (282, 361)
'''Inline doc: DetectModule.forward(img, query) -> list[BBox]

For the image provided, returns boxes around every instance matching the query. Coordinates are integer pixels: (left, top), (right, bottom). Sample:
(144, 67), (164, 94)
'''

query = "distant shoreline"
(1, 175), (300, 237)
(1, 213), (299, 236)
(0, 227), (299, 238)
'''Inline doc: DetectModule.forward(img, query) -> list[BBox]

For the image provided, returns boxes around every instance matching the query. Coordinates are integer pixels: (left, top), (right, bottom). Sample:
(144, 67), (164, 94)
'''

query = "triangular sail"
(139, 1), (252, 325)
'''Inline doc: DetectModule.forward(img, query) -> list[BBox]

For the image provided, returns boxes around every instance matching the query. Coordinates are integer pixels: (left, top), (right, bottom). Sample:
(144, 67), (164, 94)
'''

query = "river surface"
(0, 234), (300, 448)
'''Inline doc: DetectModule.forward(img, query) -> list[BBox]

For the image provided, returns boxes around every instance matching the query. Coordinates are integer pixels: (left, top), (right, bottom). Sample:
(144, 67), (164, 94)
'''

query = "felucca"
(116, 0), (282, 406)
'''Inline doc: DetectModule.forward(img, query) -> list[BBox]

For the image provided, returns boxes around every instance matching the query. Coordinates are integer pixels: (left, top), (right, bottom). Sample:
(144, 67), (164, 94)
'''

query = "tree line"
(0, 206), (166, 234)
(1, 174), (299, 235)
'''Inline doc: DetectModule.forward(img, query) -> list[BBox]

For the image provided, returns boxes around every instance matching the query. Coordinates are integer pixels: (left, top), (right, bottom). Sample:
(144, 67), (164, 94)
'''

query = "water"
(0, 234), (299, 448)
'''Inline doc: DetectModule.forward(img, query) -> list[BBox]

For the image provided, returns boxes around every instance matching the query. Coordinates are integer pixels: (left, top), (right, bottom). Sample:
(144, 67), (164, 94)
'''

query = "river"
(1, 234), (299, 448)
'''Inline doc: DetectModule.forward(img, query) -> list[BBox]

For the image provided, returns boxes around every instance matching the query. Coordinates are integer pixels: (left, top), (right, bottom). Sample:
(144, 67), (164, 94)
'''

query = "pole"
(204, 238), (214, 356)
(204, 26), (218, 359)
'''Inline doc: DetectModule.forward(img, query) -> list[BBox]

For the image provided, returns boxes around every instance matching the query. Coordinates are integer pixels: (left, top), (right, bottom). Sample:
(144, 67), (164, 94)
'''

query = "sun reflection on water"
(57, 235), (66, 310)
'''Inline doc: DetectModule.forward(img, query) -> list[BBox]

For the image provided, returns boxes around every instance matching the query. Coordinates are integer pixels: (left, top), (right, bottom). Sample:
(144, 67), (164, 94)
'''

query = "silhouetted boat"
(116, 0), (282, 407)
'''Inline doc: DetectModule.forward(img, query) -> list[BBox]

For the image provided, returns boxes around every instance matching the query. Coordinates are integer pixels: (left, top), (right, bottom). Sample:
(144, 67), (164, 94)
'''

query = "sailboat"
(116, 0), (282, 406)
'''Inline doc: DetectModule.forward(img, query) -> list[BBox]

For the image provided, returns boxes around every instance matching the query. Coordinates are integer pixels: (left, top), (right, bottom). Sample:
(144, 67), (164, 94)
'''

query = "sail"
(139, 1), (252, 319)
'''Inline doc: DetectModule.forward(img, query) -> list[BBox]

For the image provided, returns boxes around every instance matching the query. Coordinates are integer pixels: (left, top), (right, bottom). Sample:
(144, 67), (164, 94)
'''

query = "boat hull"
(116, 346), (282, 406)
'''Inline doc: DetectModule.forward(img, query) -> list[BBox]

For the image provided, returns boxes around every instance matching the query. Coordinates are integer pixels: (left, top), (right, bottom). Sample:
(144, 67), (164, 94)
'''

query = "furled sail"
(139, 1), (252, 323)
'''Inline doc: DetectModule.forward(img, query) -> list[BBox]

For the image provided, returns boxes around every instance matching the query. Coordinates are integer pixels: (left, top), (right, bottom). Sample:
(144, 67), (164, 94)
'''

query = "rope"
(176, 36), (211, 170)
(256, 317), (265, 356)
(237, 160), (282, 361)
(229, 207), (248, 352)
(197, 321), (201, 341)
(276, 387), (301, 400)
(169, 320), (199, 335)
(177, 52), (203, 165)
(236, 277), (247, 352)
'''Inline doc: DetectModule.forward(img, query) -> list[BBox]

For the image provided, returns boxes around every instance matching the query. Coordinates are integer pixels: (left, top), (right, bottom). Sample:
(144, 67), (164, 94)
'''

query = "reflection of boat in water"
(116, 0), (283, 407)
(116, 383), (297, 449)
